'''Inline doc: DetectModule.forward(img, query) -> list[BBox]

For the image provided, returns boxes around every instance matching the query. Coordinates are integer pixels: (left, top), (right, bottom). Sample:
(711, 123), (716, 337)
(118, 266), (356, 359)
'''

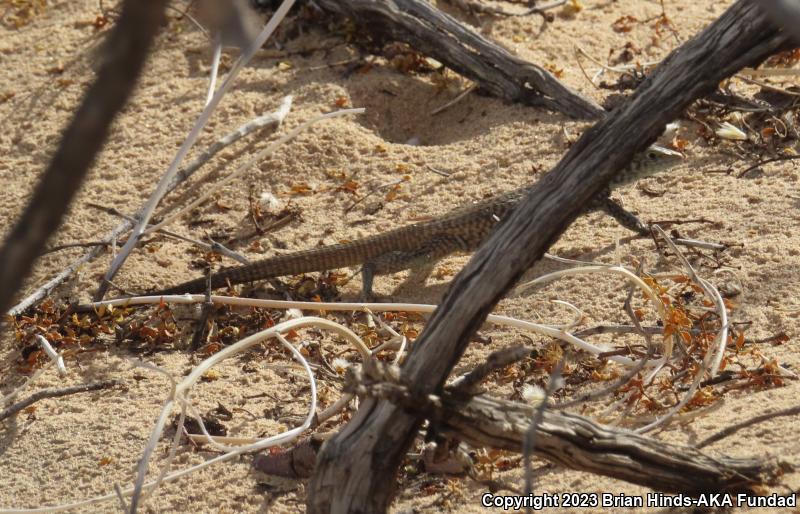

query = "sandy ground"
(1, 0), (799, 512)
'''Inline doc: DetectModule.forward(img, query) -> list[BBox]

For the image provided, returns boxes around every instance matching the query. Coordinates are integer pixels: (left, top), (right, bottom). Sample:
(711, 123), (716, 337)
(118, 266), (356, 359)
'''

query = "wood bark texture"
(337, 363), (780, 495)
(312, 0), (604, 119)
(442, 393), (778, 495)
(308, 2), (791, 512)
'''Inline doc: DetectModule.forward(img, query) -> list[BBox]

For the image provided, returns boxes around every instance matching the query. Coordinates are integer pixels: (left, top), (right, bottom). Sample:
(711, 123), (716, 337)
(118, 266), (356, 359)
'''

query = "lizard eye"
(647, 151), (658, 160)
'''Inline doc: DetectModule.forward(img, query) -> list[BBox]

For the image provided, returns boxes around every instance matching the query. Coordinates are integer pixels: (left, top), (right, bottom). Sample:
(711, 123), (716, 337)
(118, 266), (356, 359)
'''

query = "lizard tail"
(147, 235), (413, 296)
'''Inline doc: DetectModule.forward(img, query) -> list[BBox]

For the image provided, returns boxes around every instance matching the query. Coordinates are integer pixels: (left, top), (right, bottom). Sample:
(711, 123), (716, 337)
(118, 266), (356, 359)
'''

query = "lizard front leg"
(600, 196), (650, 236)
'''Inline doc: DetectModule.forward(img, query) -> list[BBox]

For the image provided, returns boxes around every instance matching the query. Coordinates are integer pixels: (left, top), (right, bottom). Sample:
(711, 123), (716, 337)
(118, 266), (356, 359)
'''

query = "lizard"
(142, 145), (683, 299)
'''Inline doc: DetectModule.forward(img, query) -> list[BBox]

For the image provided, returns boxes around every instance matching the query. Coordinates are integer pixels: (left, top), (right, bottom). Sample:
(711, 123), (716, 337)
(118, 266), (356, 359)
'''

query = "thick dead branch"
(0, 0), (167, 317)
(761, 0), (800, 42)
(441, 394), (777, 495)
(257, 384), (779, 493)
(340, 363), (779, 494)
(308, 2), (791, 512)
(311, 0), (603, 119)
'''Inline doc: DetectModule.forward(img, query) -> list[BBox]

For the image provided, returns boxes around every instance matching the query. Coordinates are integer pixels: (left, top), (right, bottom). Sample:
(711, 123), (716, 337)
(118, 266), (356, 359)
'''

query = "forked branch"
(308, 2), (792, 512)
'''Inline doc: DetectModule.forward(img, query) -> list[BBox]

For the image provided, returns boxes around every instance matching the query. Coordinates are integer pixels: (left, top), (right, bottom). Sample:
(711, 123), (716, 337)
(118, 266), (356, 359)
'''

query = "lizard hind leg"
(360, 234), (471, 300)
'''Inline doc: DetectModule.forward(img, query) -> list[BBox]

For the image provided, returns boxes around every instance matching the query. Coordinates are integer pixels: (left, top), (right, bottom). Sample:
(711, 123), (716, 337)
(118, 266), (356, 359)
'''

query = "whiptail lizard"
(145, 146), (682, 298)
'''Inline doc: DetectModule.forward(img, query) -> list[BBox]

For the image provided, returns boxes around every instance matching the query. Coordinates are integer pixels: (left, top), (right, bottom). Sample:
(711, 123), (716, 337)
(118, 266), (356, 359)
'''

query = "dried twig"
(446, 0), (566, 19)
(95, 0), (297, 300)
(1, 380), (118, 422)
(522, 359), (564, 503)
(7, 101), (290, 316)
(312, 0), (603, 119)
(0, 0), (168, 316)
(737, 154), (800, 178)
(448, 346), (532, 394)
(697, 404), (800, 449)
(88, 203), (251, 264)
(430, 84), (476, 115)
(736, 73), (800, 97)
(41, 241), (110, 255)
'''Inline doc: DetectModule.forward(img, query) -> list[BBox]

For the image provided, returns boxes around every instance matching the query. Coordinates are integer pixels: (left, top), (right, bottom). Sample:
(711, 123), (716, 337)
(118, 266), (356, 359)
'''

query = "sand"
(1, 0), (799, 512)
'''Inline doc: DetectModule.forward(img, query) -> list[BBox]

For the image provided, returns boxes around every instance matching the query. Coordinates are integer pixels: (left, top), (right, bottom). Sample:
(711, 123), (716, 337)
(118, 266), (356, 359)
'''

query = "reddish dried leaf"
(612, 15), (638, 33)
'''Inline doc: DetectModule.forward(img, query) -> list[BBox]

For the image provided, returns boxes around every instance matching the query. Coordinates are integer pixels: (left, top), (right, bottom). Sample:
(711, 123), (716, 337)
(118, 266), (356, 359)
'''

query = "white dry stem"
(516, 265), (671, 365)
(546, 300), (584, 330)
(632, 226), (729, 433)
(35, 335), (66, 377)
(206, 36), (222, 107)
(160, 96), (293, 200)
(740, 67), (800, 77)
(86, 293), (660, 367)
(129, 360), (179, 512)
(101, 0), (298, 291)
(7, 98), (292, 317)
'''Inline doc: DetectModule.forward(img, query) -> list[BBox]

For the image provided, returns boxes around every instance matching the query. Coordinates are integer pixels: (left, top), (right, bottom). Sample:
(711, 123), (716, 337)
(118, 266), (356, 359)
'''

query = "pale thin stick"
(98, 0), (298, 299)
(362, 308), (407, 362)
(181, 332), (320, 453)
(160, 96), (293, 203)
(633, 226), (728, 433)
(522, 359), (564, 506)
(129, 361), (179, 512)
(90, 203), (248, 262)
(558, 263), (658, 410)
(573, 324), (666, 337)
(8, 227), (127, 317)
(516, 265), (671, 365)
(735, 73), (800, 97)
(345, 177), (406, 213)
(431, 84), (476, 115)
(314, 393), (355, 427)
(143, 108), (365, 235)
(653, 225), (728, 377)
(451, 0), (566, 17)
(205, 36), (222, 107)
(8, 101), (291, 316)
(740, 67), (800, 77)
(1, 362), (52, 406)
(130, 317), (330, 511)
(83, 294), (650, 367)
(35, 335), (66, 377)
(575, 45), (661, 74)
(112, 484), (128, 514)
(697, 404), (800, 449)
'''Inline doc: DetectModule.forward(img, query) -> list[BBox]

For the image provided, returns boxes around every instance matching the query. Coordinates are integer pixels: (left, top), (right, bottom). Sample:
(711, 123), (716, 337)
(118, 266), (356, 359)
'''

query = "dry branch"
(0, 380), (118, 422)
(7, 100), (289, 317)
(340, 363), (779, 495)
(441, 394), (776, 495)
(760, 0), (800, 41)
(0, 0), (168, 317)
(311, 0), (603, 119)
(308, 2), (792, 512)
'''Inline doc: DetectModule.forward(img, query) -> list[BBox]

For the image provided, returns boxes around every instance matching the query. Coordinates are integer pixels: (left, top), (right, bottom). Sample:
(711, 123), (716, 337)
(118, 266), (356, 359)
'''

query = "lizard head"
(610, 144), (683, 188)
(614, 144), (683, 187)
(637, 145), (683, 169)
